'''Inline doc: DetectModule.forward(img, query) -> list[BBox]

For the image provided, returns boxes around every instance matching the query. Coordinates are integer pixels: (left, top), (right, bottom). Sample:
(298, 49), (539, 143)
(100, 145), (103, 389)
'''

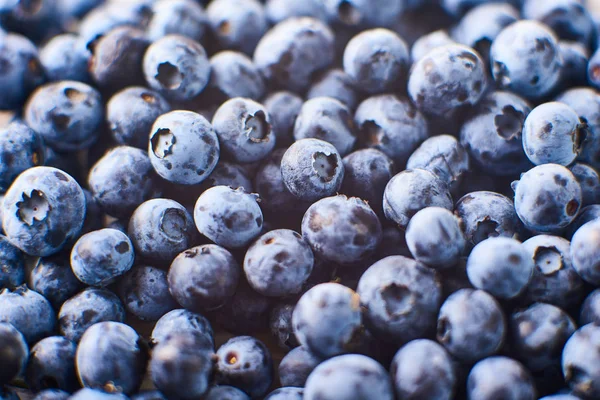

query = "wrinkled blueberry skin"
(150, 334), (214, 400)
(29, 255), (83, 309)
(562, 324), (600, 398)
(244, 229), (314, 297)
(460, 91), (532, 176)
(69, 388), (129, 400)
(117, 266), (178, 322)
(194, 186), (263, 249)
(307, 69), (359, 110)
(408, 44), (487, 118)
(32, 389), (70, 400)
(0, 121), (44, 192)
(558, 41), (589, 89)
(89, 146), (159, 218)
(215, 336), (273, 399)
(269, 303), (299, 350)
(281, 139), (344, 202)
(212, 280), (271, 335)
(355, 94), (428, 168)
(567, 204), (600, 239)
(522, 235), (584, 309)
(294, 97), (356, 157)
(437, 289), (506, 363)
(76, 321), (148, 395)
(212, 98), (275, 164)
(263, 92), (303, 148)
(0, 234), (25, 288)
(0, 322), (28, 386)
(71, 228), (134, 287)
(582, 289), (600, 325)
(467, 356), (536, 400)
(343, 28), (409, 94)
(304, 354), (394, 400)
(265, 387), (303, 400)
(254, 17), (334, 92)
(569, 163), (600, 206)
(128, 199), (197, 265)
(207, 51), (265, 102)
(143, 35), (210, 101)
(383, 168), (453, 229)
(490, 21), (563, 100)
(0, 33), (45, 110)
(358, 256), (442, 343)
(151, 308), (214, 348)
(292, 283), (362, 358)
(149, 110), (220, 185)
(571, 219), (600, 285)
(58, 287), (126, 343)
(107, 87), (170, 149)
(25, 336), (78, 393)
(0, 285), (55, 344)
(147, 0), (207, 42)
(510, 302), (576, 372)
(406, 207), (466, 269)
(202, 385), (250, 400)
(391, 339), (456, 400)
(24, 81), (103, 151)
(523, 102), (585, 166)
(278, 346), (321, 387)
(2, 167), (85, 257)
(168, 244), (240, 311)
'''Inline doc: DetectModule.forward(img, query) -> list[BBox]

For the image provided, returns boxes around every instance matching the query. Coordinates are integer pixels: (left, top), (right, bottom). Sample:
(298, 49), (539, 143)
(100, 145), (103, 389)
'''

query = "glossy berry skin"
(278, 346), (321, 387)
(263, 91), (303, 148)
(355, 94), (428, 168)
(29, 255), (83, 309)
(307, 69), (359, 110)
(254, 17), (334, 93)
(281, 139), (344, 202)
(215, 336), (273, 398)
(24, 81), (103, 151)
(212, 98), (275, 164)
(265, 388), (303, 400)
(69, 389), (128, 400)
(358, 256), (442, 344)
(437, 289), (506, 363)
(58, 287), (126, 343)
(149, 110), (220, 185)
(582, 289), (600, 325)
(151, 308), (214, 348)
(391, 339), (456, 400)
(25, 336), (78, 393)
(128, 199), (197, 265)
(2, 167), (85, 257)
(31, 389), (70, 400)
(194, 186), (263, 249)
(76, 321), (148, 395)
(207, 51), (265, 102)
(0, 122), (44, 193)
(410, 30), (455, 63)
(89, 146), (158, 218)
(0, 285), (55, 344)
(562, 324), (600, 399)
(0, 322), (28, 386)
(571, 219), (600, 285)
(150, 333), (214, 400)
(490, 21), (562, 100)
(147, 0), (207, 42)
(143, 35), (210, 101)
(343, 28), (409, 94)
(106, 87), (170, 149)
(0, 235), (25, 289)
(467, 356), (536, 400)
(292, 283), (362, 358)
(406, 207), (466, 269)
(269, 303), (298, 350)
(570, 163), (600, 206)
(202, 386), (249, 400)
(168, 244), (240, 312)
(408, 44), (487, 118)
(304, 354), (394, 400)
(383, 168), (453, 229)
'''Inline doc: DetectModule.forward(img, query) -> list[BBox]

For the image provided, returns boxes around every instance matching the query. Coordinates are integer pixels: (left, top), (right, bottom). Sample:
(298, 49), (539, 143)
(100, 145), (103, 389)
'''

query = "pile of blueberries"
(2, 0), (600, 399)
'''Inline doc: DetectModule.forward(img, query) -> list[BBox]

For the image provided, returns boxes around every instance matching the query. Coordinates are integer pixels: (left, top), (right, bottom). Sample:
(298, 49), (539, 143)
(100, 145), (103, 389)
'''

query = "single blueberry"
(25, 336), (78, 393)
(467, 356), (537, 400)
(146, 0), (208, 43)
(307, 69), (359, 110)
(150, 308), (214, 348)
(278, 346), (321, 388)
(562, 324), (600, 399)
(570, 219), (600, 285)
(0, 234), (25, 289)
(0, 285), (55, 344)
(265, 388), (303, 400)
(569, 163), (600, 206)
(206, 51), (265, 102)
(263, 91), (303, 148)
(29, 255), (83, 309)
(0, 322), (28, 386)
(0, 121), (44, 193)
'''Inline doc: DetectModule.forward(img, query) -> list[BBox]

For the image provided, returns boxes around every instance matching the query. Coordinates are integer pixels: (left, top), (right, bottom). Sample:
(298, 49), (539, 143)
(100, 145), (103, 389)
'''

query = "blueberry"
(581, 289), (600, 325)
(263, 91), (303, 148)
(390, 339), (456, 400)
(215, 336), (273, 398)
(569, 163), (600, 206)
(322, 0), (404, 28)
(0, 285), (55, 344)
(58, 287), (126, 343)
(212, 97), (275, 164)
(307, 69), (359, 110)
(254, 17), (334, 92)
(32, 389), (70, 400)
(343, 28), (409, 94)
(199, 161), (253, 195)
(411, 30), (455, 63)
(408, 44), (487, 117)
(304, 354), (394, 400)
(558, 41), (590, 89)
(437, 288), (506, 363)
(0, 388), (18, 400)
(567, 204), (600, 239)
(150, 308), (214, 348)
(0, 121), (44, 193)
(57, 0), (104, 19)
(467, 356), (536, 400)
(206, 0), (267, 55)
(301, 195), (382, 265)
(25, 336), (78, 393)
(207, 51), (265, 102)
(212, 279), (271, 335)
(383, 168), (453, 229)
(70, 388), (129, 400)
(29, 255), (83, 309)
(146, 0), (208, 42)
(76, 321), (147, 395)
(588, 48), (600, 90)
(150, 333), (214, 400)
(128, 198), (197, 265)
(265, 387), (303, 400)
(0, 234), (25, 289)
(0, 0), (59, 41)
(265, 0), (326, 24)
(490, 20), (563, 99)
(202, 385), (250, 400)
(149, 110), (220, 185)
(39, 34), (90, 83)
(130, 391), (166, 400)
(143, 34), (210, 101)
(278, 346), (321, 387)
(562, 323), (600, 398)
(194, 186), (263, 249)
(293, 97), (356, 157)
(0, 322), (28, 386)
(106, 87), (170, 149)
(281, 138), (344, 202)
(269, 303), (299, 350)
(538, 395), (581, 400)
(355, 94), (429, 168)
(571, 219), (600, 285)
